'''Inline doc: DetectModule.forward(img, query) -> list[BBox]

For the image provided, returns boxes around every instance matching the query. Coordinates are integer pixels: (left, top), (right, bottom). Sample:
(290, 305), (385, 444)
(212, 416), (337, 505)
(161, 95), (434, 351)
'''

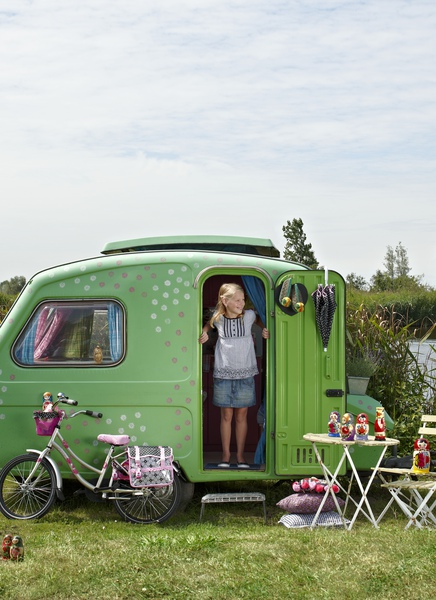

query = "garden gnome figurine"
(374, 406), (386, 441)
(2, 534), (12, 560)
(341, 412), (355, 441)
(328, 411), (341, 437)
(355, 413), (369, 441)
(413, 438), (431, 474)
(9, 535), (24, 561)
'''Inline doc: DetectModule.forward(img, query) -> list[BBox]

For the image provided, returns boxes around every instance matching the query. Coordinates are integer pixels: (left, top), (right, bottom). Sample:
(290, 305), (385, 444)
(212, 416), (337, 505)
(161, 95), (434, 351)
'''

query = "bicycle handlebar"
(57, 392), (78, 406)
(56, 393), (103, 418)
(85, 410), (104, 419)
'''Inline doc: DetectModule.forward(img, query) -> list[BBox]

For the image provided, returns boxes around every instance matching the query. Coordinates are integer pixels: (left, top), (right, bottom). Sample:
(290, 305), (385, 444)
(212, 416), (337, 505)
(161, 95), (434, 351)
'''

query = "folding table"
(303, 433), (399, 530)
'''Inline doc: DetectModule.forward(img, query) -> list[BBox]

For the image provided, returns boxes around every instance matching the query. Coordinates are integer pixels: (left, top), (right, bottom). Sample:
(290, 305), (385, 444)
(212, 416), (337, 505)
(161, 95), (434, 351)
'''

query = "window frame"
(12, 298), (126, 368)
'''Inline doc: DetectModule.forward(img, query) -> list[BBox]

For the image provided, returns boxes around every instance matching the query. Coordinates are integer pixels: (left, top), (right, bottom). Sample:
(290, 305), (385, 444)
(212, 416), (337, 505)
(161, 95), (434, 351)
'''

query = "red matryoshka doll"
(374, 406), (386, 441)
(341, 412), (355, 441)
(42, 391), (53, 412)
(2, 534), (12, 560)
(355, 412), (369, 441)
(413, 437), (431, 474)
(10, 535), (24, 561)
(328, 411), (341, 437)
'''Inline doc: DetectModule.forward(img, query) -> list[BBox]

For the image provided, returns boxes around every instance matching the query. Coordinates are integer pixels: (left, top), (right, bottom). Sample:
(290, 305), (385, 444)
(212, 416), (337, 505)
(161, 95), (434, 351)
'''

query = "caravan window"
(13, 300), (124, 366)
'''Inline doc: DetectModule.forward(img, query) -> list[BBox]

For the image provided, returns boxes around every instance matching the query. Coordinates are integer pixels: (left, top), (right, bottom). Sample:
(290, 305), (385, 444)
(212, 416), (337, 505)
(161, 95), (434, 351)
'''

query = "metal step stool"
(200, 492), (267, 522)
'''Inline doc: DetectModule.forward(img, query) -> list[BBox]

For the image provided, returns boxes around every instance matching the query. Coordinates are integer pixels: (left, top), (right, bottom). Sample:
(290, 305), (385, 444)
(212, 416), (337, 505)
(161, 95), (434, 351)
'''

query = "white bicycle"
(0, 393), (182, 524)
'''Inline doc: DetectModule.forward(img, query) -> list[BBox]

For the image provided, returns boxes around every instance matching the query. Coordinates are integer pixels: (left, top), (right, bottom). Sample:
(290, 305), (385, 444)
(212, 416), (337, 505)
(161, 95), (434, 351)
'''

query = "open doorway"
(201, 273), (267, 470)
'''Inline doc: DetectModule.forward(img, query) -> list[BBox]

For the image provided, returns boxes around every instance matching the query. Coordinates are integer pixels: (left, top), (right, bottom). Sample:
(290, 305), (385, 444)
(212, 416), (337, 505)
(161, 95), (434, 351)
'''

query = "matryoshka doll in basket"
(42, 391), (53, 412)
(328, 410), (341, 437)
(355, 412), (369, 442)
(341, 412), (355, 441)
(374, 406), (386, 441)
(413, 438), (431, 474)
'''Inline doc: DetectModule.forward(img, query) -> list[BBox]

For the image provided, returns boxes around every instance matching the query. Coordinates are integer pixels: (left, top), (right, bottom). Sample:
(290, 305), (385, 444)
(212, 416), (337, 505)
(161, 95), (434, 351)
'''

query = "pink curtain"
(34, 306), (72, 360)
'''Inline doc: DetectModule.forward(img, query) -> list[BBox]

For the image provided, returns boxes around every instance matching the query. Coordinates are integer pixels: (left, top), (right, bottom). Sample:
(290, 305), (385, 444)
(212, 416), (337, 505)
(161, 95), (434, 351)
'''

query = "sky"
(1, 0), (435, 287)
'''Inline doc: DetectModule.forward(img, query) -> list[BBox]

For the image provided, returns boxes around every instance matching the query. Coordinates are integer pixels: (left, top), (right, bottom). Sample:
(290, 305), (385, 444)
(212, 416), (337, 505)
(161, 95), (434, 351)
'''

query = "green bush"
(0, 292), (15, 322)
(347, 288), (436, 330)
(346, 302), (436, 452)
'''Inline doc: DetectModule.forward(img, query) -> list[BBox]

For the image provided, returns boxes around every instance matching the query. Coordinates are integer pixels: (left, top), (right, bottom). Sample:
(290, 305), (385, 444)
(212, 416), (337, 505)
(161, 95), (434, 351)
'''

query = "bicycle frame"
(26, 409), (132, 499)
(0, 393), (182, 524)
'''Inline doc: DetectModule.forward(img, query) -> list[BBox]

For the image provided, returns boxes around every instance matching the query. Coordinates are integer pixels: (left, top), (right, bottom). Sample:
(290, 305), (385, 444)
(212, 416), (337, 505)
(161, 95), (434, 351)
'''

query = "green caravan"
(0, 235), (387, 507)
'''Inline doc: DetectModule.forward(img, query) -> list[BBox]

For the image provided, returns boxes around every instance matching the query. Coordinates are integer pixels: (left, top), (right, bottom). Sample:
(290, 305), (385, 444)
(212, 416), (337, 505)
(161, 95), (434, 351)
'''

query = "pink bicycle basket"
(33, 411), (61, 436)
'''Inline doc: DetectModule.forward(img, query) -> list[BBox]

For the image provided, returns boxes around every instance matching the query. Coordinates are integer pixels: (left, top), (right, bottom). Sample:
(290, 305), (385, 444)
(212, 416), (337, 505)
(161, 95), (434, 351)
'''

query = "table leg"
(404, 489), (436, 530)
(308, 441), (349, 529)
(375, 471), (402, 525)
(346, 443), (389, 529)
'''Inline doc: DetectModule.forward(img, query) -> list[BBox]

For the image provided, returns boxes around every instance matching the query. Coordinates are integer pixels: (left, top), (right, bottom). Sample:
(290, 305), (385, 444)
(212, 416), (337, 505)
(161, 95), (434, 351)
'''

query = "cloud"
(0, 1), (435, 285)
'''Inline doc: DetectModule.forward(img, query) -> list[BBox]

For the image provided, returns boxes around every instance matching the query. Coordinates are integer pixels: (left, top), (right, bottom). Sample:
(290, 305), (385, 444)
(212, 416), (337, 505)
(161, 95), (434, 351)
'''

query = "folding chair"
(376, 415), (436, 529)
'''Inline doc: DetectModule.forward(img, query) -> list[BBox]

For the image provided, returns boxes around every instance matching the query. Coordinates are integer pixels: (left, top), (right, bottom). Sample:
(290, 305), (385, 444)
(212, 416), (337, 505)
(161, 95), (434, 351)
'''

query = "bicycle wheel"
(113, 473), (181, 524)
(0, 453), (57, 520)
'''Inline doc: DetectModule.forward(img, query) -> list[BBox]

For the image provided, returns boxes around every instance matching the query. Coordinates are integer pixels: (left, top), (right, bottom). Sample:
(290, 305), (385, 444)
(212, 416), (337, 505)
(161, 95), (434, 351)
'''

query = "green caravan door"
(274, 270), (346, 476)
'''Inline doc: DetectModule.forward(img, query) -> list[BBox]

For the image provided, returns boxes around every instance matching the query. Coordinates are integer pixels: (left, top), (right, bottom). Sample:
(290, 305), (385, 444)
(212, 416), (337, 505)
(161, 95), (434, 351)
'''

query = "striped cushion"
(278, 511), (350, 528)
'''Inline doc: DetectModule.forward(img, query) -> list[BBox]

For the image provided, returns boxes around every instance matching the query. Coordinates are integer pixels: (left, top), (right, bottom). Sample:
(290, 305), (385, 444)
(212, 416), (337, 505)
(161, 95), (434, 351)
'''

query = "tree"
(394, 242), (411, 277)
(383, 246), (396, 279)
(383, 242), (410, 278)
(282, 218), (319, 268)
(0, 276), (26, 295)
(372, 242), (420, 292)
(346, 273), (368, 291)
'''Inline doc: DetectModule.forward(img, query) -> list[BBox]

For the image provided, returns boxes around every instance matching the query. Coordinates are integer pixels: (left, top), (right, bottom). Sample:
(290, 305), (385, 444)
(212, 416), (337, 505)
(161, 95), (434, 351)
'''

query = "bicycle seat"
(97, 434), (130, 446)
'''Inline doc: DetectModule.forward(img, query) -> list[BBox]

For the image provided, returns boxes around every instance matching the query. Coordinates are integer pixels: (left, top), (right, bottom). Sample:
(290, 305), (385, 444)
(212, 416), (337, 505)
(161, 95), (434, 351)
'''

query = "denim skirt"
(212, 377), (256, 408)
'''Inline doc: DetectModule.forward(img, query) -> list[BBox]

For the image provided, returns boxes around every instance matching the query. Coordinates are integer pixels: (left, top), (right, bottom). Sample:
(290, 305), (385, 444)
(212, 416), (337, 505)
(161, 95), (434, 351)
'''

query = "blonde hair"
(210, 283), (245, 328)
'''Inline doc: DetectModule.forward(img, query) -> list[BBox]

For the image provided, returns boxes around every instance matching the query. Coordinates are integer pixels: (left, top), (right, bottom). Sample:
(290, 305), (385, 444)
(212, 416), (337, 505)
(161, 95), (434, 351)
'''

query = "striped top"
(213, 309), (258, 379)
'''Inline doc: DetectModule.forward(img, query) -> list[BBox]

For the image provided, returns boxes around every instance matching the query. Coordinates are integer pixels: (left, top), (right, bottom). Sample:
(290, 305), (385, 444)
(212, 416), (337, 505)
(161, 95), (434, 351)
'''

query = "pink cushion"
(277, 492), (345, 514)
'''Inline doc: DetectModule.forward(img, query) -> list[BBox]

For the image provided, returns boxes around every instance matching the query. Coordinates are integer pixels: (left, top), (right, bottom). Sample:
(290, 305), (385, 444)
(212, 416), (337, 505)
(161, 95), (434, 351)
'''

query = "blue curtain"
(242, 275), (266, 324)
(14, 318), (38, 365)
(254, 427), (266, 465)
(108, 303), (123, 361)
(242, 275), (267, 465)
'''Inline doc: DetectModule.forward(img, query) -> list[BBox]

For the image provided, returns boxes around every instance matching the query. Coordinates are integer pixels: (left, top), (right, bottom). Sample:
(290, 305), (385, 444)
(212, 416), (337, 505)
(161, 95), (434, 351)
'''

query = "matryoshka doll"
(2, 534), (12, 560)
(341, 412), (355, 441)
(328, 411), (341, 437)
(374, 406), (386, 441)
(355, 413), (369, 441)
(413, 437), (431, 474)
(10, 535), (24, 561)
(42, 391), (53, 412)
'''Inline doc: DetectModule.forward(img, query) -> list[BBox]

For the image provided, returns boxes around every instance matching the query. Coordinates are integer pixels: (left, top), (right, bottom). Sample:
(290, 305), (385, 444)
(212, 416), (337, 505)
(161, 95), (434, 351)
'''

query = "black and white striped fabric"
(278, 511), (350, 528)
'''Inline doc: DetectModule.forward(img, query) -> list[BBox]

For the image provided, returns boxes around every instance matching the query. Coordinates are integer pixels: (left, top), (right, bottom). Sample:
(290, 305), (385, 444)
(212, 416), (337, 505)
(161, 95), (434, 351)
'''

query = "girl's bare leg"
(235, 407), (249, 463)
(220, 407), (234, 462)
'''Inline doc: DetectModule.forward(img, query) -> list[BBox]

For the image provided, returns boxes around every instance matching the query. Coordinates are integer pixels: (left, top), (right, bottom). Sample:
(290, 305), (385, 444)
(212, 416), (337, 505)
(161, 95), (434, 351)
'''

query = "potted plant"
(346, 350), (379, 395)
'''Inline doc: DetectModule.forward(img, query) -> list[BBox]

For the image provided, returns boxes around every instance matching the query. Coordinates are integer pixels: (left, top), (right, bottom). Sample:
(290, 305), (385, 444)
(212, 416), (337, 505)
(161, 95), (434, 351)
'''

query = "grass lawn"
(1, 478), (435, 600)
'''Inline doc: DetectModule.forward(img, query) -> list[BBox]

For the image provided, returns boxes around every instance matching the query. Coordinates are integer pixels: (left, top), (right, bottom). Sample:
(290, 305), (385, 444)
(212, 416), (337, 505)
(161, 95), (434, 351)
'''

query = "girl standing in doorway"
(199, 283), (269, 468)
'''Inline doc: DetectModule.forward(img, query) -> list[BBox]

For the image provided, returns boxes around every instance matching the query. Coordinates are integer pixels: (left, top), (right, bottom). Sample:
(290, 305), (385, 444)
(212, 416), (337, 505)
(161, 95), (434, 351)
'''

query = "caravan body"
(0, 235), (352, 483)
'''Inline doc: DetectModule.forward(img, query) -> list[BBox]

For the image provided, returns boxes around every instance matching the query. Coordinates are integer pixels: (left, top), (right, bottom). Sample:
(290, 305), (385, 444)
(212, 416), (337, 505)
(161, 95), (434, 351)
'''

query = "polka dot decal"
(0, 250), (270, 463)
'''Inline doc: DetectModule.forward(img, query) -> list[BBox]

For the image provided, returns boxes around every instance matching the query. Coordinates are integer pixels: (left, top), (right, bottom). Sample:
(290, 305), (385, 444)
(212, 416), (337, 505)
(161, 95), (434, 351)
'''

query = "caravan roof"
(101, 235), (280, 258)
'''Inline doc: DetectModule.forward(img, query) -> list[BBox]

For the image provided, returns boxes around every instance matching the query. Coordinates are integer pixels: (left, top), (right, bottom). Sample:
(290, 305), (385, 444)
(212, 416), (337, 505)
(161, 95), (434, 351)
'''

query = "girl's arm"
(199, 322), (212, 344)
